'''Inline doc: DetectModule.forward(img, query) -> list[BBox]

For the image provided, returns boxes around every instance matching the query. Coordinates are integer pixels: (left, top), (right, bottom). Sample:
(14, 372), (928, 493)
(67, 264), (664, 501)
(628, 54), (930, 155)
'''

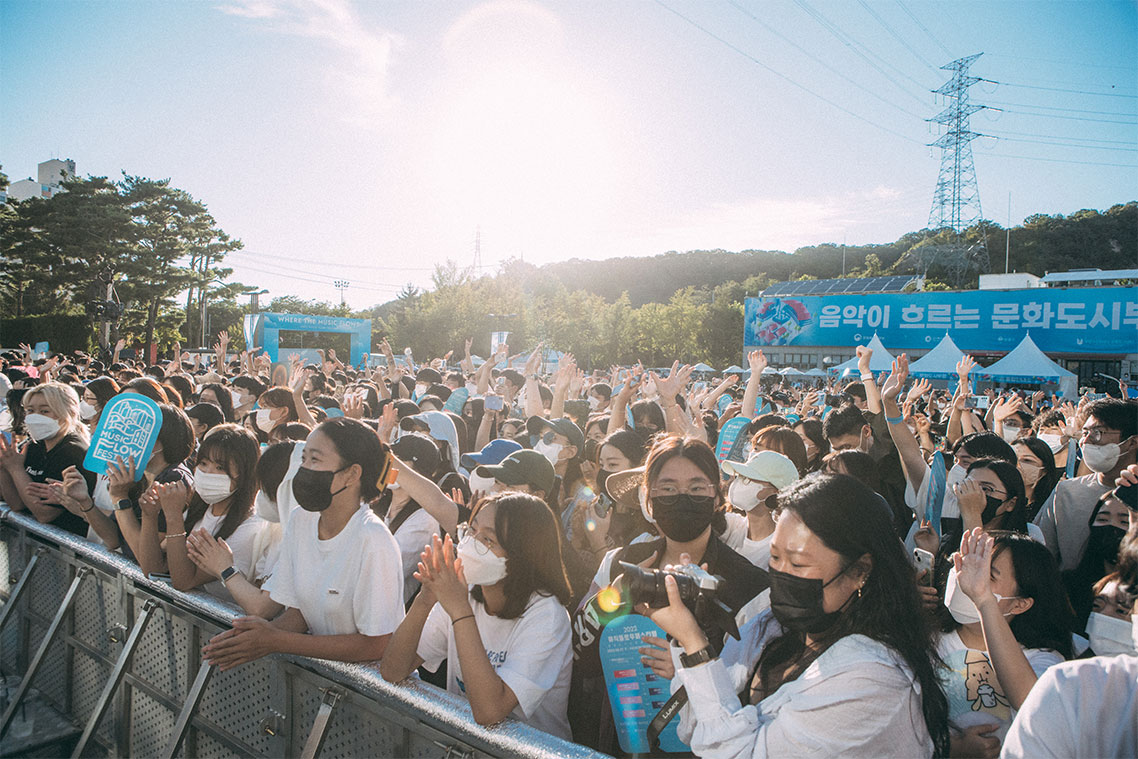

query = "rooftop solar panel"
(760, 274), (923, 297)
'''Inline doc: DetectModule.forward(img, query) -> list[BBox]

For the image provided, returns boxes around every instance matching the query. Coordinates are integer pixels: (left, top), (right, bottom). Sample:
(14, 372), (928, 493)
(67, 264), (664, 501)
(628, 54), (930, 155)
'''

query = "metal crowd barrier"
(0, 506), (608, 759)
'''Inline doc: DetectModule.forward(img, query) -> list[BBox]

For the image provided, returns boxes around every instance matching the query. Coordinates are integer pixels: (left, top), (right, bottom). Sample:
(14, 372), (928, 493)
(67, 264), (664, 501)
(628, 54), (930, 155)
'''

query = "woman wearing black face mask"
(202, 418), (405, 671)
(1063, 490), (1131, 629)
(648, 473), (951, 758)
(567, 436), (767, 756)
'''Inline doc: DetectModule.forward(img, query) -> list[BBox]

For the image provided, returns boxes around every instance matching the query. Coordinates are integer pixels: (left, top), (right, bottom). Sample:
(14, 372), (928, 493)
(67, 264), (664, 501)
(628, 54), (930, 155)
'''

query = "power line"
(987, 135), (1138, 153)
(231, 248), (448, 272)
(986, 52), (1136, 72)
(894, 0), (952, 58)
(980, 100), (1138, 118)
(980, 78), (1138, 99)
(983, 128), (1136, 146)
(789, 0), (933, 105)
(725, 0), (926, 121)
(654, 0), (926, 144)
(974, 152), (1133, 169)
(855, 0), (939, 72)
(981, 105), (1137, 126)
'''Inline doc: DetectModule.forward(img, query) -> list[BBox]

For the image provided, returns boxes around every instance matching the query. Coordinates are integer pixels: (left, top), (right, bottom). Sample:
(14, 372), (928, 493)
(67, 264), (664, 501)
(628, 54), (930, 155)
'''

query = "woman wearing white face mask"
(381, 492), (575, 740)
(722, 450), (801, 570)
(146, 424), (269, 605)
(0, 382), (95, 537)
(1014, 438), (1061, 523)
(935, 529), (1073, 757)
(79, 376), (120, 430)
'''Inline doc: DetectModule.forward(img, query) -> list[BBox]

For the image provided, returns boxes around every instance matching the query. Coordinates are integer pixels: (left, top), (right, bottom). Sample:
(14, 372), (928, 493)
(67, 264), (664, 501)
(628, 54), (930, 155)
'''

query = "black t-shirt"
(22, 433), (95, 537)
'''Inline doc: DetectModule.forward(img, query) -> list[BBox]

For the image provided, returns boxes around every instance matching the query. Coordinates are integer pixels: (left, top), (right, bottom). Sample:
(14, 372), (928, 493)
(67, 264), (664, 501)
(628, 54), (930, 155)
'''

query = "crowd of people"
(0, 334), (1135, 758)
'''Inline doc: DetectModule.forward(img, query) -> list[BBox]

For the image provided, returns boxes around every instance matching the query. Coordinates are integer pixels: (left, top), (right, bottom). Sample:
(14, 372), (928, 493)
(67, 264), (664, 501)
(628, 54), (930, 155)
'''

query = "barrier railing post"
(0, 547), (44, 631)
(0, 565), (90, 738)
(299, 687), (343, 759)
(70, 599), (157, 758)
(160, 661), (214, 759)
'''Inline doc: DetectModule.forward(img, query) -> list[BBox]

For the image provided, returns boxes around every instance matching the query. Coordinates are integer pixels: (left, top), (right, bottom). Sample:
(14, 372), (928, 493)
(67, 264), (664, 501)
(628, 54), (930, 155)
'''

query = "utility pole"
(928, 53), (990, 285)
(334, 280), (349, 306)
(1005, 191), (1011, 274)
(99, 267), (114, 352)
(473, 225), (482, 272)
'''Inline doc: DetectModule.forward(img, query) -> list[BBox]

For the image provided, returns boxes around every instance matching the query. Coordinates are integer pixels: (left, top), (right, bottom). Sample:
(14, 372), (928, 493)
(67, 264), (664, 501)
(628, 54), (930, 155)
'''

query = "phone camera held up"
(606, 561), (740, 640)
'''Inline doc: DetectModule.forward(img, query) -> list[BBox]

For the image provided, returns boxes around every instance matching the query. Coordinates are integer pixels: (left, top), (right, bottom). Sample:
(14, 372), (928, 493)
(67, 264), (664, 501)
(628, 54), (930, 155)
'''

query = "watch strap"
(679, 645), (715, 668)
(115, 498), (134, 511)
(220, 566), (239, 583)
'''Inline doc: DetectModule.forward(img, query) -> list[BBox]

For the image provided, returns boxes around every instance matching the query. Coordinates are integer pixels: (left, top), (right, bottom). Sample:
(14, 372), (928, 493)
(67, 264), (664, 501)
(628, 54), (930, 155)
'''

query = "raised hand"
(856, 345), (873, 373)
(953, 527), (996, 604)
(341, 393), (364, 419)
(0, 434), (27, 472)
(956, 355), (976, 380)
(414, 534), (471, 618)
(747, 349), (768, 375)
(880, 355), (909, 404)
(651, 361), (693, 406)
(906, 378), (932, 404)
(107, 456), (137, 500)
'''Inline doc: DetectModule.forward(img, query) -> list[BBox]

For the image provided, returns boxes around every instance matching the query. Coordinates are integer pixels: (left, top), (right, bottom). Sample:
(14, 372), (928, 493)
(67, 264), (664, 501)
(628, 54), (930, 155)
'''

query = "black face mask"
(596, 468), (612, 494)
(768, 565), (853, 635)
(652, 493), (715, 542)
(292, 465), (350, 512)
(981, 495), (1007, 525)
(1088, 525), (1126, 565)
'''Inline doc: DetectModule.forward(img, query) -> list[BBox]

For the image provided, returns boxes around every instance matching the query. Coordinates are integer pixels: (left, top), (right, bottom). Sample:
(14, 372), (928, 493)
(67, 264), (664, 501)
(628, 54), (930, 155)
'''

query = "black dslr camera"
(615, 561), (740, 640)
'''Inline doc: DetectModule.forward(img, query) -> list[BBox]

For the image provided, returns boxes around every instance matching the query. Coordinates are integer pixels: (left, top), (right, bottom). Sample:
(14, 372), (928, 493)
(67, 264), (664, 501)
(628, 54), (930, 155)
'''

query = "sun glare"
(429, 64), (619, 255)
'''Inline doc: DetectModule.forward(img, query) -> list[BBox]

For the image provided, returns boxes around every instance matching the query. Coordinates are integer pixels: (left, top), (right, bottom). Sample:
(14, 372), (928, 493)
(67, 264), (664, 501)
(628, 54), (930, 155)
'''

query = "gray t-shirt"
(1033, 473), (1111, 571)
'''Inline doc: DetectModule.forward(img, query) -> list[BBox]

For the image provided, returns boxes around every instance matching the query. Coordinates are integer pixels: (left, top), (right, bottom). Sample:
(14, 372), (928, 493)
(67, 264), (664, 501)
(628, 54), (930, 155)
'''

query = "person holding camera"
(648, 473), (950, 758)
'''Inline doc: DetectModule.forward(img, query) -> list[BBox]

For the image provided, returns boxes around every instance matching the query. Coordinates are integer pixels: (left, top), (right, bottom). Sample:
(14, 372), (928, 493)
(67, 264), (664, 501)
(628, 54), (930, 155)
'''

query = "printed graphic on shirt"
(943, 648), (1012, 721)
(455, 648), (509, 694)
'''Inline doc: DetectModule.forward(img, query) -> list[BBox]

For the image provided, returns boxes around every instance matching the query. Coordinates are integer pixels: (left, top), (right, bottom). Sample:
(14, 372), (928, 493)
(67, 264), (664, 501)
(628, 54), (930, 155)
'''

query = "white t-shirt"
(194, 508), (270, 601)
(264, 504), (405, 637)
(384, 504), (440, 603)
(1001, 654), (1138, 759)
(416, 592), (573, 740)
(935, 630), (1064, 742)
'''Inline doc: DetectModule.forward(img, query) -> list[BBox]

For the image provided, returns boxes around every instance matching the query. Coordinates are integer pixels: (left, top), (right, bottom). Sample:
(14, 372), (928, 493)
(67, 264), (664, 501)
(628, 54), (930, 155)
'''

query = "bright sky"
(3, 0), (1135, 309)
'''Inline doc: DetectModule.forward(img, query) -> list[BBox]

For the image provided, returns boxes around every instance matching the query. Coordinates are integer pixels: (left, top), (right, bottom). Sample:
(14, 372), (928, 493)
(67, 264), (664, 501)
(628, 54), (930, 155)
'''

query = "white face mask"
(414, 383), (428, 400)
(387, 480), (401, 491)
(1086, 612), (1138, 656)
(533, 439), (563, 466)
(79, 401), (99, 421)
(947, 463), (968, 487)
(24, 413), (61, 442)
(254, 489), (276, 518)
(468, 472), (497, 494)
(1000, 424), (1021, 444)
(945, 566), (1018, 625)
(728, 478), (765, 512)
(1083, 442), (1123, 474)
(194, 469), (234, 505)
(1037, 432), (1064, 453)
(455, 534), (507, 586)
(588, 396), (602, 411)
(255, 408), (277, 433)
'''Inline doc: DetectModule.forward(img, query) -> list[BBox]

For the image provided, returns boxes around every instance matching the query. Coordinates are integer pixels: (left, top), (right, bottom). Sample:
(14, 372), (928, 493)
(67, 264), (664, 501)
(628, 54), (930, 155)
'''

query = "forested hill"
(517, 202), (1136, 307)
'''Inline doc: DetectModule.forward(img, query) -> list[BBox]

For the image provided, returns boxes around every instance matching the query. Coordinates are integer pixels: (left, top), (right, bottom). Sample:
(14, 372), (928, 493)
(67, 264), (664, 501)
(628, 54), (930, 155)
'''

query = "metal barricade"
(0, 507), (608, 759)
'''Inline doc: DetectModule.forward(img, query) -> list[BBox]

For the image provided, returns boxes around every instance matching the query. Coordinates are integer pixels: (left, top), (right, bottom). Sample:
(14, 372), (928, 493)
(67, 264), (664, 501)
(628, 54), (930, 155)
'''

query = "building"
(743, 270), (1138, 389)
(7, 158), (75, 202)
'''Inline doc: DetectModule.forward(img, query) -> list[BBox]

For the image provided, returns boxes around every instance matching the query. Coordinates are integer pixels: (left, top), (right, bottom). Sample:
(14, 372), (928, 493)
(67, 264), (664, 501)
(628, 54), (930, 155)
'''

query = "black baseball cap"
(475, 450), (555, 495)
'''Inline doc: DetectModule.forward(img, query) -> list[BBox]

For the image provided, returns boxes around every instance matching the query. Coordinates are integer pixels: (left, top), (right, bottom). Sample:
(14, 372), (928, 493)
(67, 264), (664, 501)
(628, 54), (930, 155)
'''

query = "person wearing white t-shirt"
(203, 418), (405, 669)
(382, 492), (575, 740)
(149, 425), (268, 604)
(938, 528), (1072, 757)
(381, 433), (444, 604)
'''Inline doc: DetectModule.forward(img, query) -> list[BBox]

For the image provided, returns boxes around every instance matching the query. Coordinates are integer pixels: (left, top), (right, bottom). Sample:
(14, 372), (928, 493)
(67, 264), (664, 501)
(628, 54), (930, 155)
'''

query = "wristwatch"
(679, 645), (716, 669)
(219, 566), (239, 584)
(115, 498), (133, 511)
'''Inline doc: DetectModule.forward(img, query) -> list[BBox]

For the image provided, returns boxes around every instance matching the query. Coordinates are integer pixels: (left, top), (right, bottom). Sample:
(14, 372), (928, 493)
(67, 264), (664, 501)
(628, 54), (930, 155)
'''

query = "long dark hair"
(1013, 438), (1060, 521)
(966, 458), (1028, 533)
(989, 531), (1074, 658)
(758, 474), (950, 757)
(470, 492), (572, 620)
(199, 382), (236, 422)
(794, 418), (829, 472)
(185, 424), (260, 541)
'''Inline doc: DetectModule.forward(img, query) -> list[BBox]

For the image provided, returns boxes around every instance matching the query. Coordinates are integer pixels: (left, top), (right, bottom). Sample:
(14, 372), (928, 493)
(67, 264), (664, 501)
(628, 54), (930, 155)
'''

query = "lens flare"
(596, 585), (623, 613)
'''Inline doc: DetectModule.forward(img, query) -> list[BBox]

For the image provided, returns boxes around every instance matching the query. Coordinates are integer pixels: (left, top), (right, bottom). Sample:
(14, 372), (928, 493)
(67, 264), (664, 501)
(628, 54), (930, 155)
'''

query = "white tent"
(804, 368), (827, 377)
(724, 365), (745, 374)
(908, 334), (967, 380)
(692, 362), (715, 373)
(761, 367), (781, 375)
(779, 367), (805, 376)
(975, 334), (1077, 397)
(828, 333), (895, 376)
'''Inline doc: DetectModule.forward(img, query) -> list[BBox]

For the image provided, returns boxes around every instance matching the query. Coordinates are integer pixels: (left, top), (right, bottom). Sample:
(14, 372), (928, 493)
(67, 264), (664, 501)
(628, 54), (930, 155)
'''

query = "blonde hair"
(23, 382), (88, 443)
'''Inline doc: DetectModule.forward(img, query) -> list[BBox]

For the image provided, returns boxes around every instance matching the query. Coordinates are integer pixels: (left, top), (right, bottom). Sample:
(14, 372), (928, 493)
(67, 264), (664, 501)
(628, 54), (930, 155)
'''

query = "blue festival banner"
(84, 394), (163, 479)
(744, 287), (1138, 354)
(599, 614), (689, 755)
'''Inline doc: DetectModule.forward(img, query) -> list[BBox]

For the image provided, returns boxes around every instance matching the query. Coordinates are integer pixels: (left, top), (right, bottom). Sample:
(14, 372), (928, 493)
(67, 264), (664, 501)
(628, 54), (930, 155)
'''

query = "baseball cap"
(475, 450), (555, 495)
(460, 438), (523, 471)
(721, 450), (800, 490)
(527, 416), (585, 451)
(605, 466), (645, 510)
(392, 433), (440, 478)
